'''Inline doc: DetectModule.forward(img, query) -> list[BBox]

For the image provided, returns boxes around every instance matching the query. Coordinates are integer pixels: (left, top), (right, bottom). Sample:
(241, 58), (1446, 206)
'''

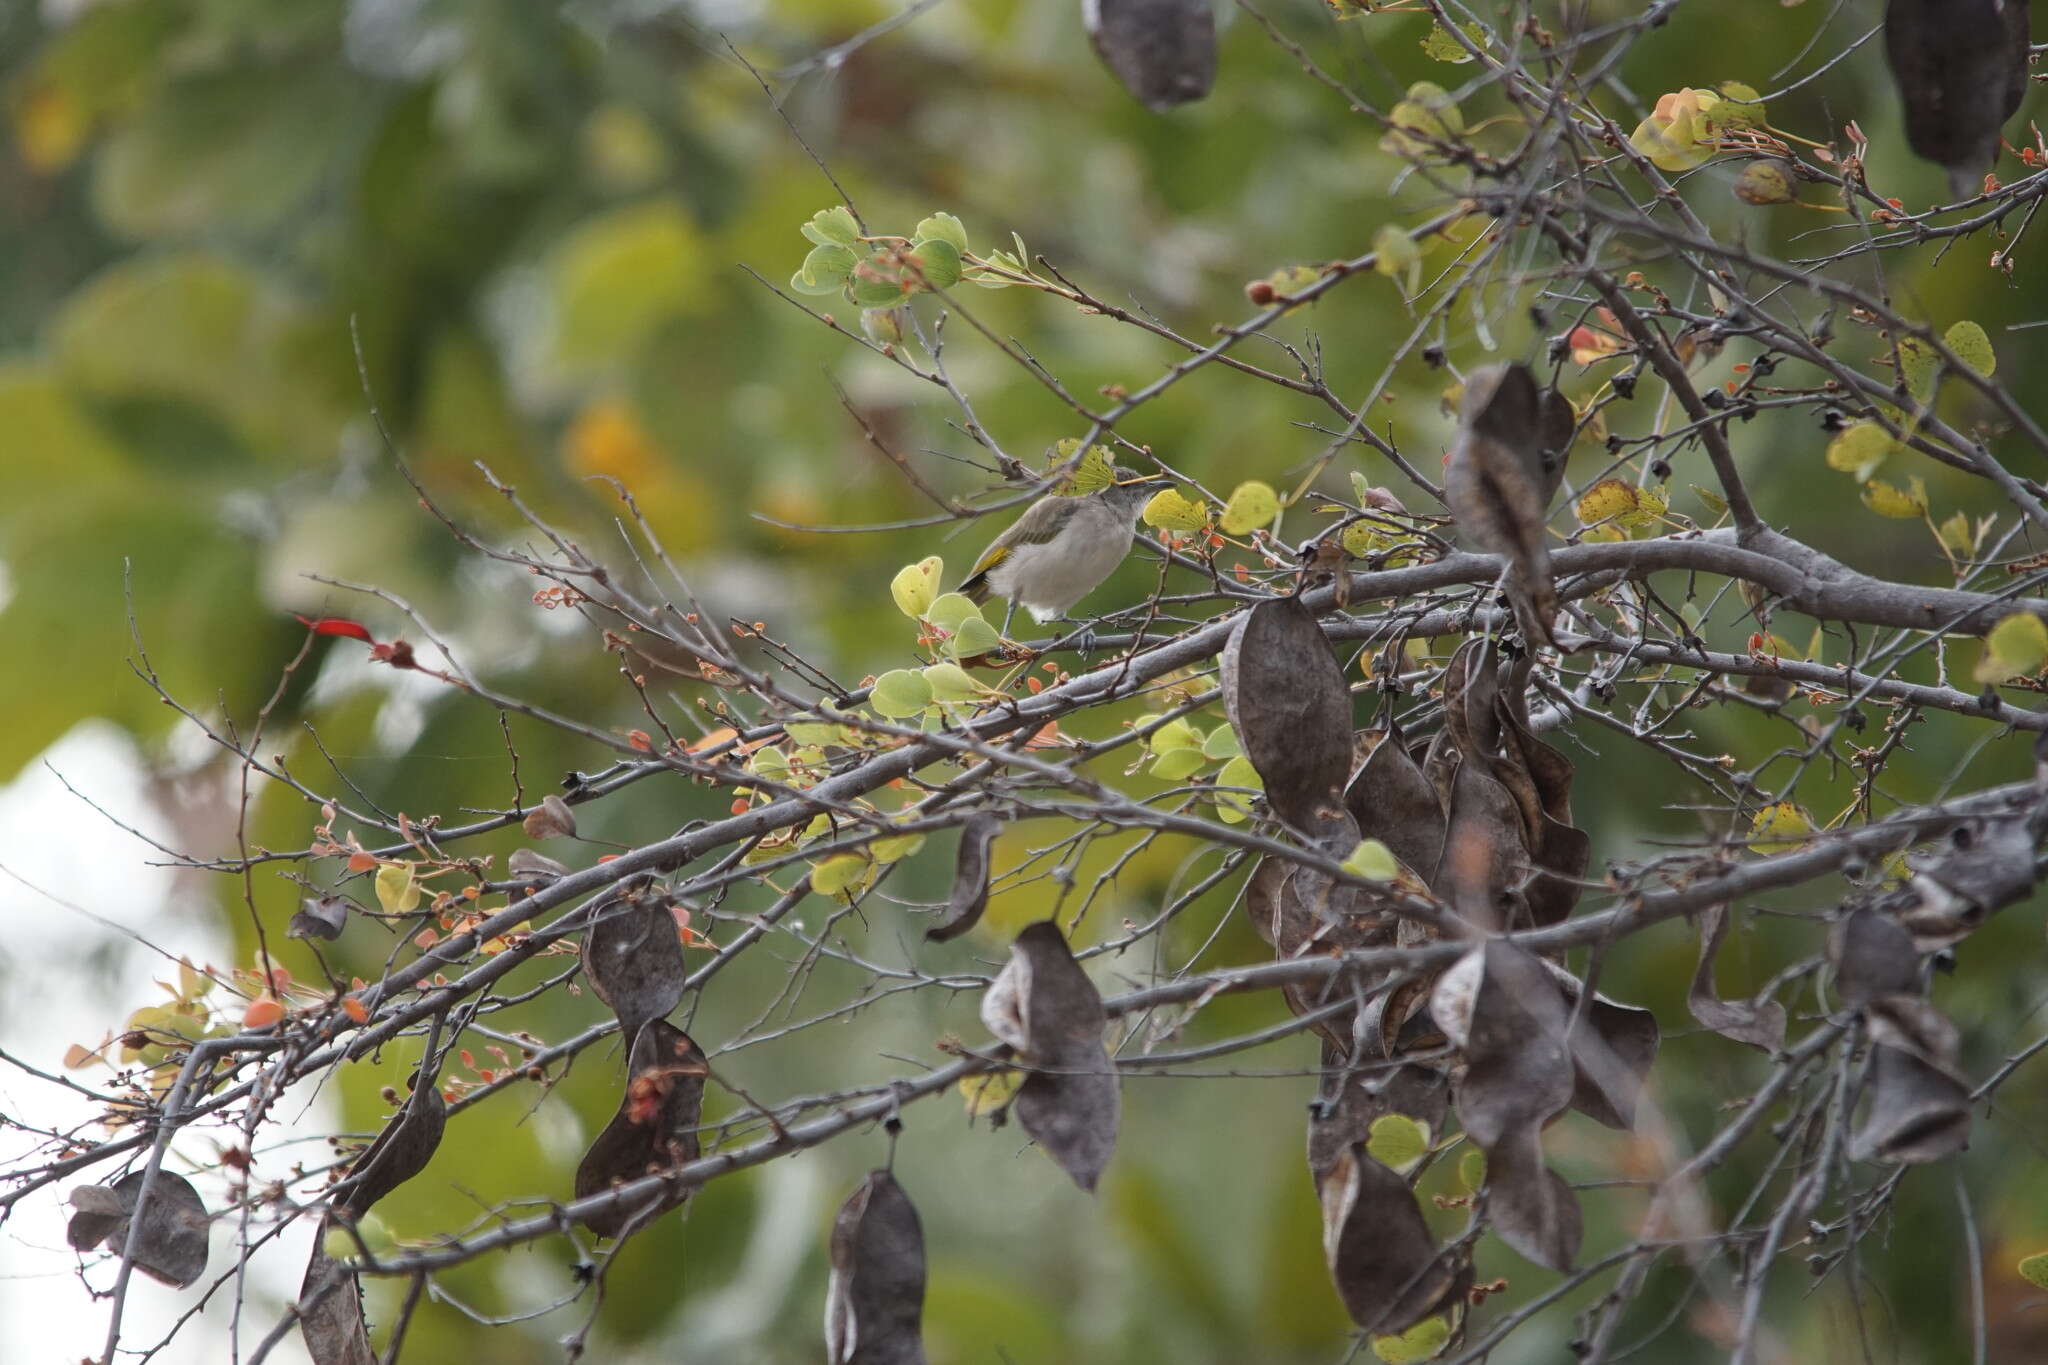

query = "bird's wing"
(965, 497), (1077, 581)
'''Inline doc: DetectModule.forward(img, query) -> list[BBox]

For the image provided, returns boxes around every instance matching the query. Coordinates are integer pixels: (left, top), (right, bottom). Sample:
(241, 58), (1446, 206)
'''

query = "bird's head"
(1105, 467), (1172, 514)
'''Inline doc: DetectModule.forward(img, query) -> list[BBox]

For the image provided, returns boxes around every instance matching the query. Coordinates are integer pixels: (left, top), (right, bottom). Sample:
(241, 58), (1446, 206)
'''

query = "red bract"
(293, 615), (375, 643)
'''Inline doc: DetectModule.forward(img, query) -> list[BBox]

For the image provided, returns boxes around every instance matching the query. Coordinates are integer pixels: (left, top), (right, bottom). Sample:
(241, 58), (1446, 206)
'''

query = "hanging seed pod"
(1084, 0), (1217, 112)
(824, 1170), (928, 1364)
(67, 1170), (211, 1288)
(1882, 0), (2031, 196)
(574, 1021), (708, 1237)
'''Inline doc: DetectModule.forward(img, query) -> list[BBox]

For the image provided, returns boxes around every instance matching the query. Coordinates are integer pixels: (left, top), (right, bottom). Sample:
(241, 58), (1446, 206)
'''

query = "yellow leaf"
(375, 862), (421, 914)
(870, 831), (926, 863)
(1142, 488), (1209, 533)
(1860, 477), (1926, 519)
(1975, 612), (2048, 685)
(1748, 802), (1813, 855)
(1576, 479), (1638, 526)
(1937, 510), (1975, 557)
(959, 1069), (1023, 1117)
(2019, 1251), (2048, 1291)
(1219, 481), (1280, 536)
(890, 556), (944, 618)
(1824, 423), (1892, 480)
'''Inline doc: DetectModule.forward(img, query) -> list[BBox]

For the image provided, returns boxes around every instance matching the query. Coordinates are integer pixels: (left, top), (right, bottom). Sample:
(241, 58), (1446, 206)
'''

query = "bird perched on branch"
(959, 467), (1170, 643)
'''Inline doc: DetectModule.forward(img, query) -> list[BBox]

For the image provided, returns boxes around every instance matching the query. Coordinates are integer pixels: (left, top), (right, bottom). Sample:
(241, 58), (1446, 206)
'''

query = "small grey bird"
(959, 468), (1170, 639)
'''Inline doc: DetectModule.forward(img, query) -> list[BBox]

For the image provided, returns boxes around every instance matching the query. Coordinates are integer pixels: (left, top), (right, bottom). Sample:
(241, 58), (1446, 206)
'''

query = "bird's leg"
(1061, 615), (1100, 656)
(1001, 600), (1017, 640)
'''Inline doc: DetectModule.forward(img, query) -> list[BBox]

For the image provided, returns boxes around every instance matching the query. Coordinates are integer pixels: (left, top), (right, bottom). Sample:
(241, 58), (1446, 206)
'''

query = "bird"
(958, 467), (1170, 644)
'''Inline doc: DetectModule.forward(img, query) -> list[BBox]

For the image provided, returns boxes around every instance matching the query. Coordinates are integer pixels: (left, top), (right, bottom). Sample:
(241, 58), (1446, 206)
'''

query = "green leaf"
(1372, 1316), (1451, 1363)
(2017, 1251), (2048, 1290)
(849, 253), (912, 308)
(1214, 755), (1263, 824)
(925, 593), (984, 635)
(549, 197), (708, 370)
(871, 669), (935, 718)
(1975, 612), (2048, 684)
(1365, 1114), (1430, 1172)
(791, 242), (857, 296)
(1708, 81), (1767, 131)
(947, 613), (1002, 658)
(1342, 839), (1401, 882)
(1147, 718), (1202, 754)
(965, 248), (1025, 288)
(1151, 748), (1208, 780)
(891, 556), (944, 618)
(1945, 320), (1995, 378)
(1419, 20), (1483, 63)
(1200, 727), (1243, 760)
(1219, 481), (1280, 537)
(800, 205), (860, 247)
(912, 212), (968, 253)
(909, 237), (962, 290)
(922, 661), (983, 701)
(1458, 1148), (1486, 1193)
(1372, 224), (1421, 287)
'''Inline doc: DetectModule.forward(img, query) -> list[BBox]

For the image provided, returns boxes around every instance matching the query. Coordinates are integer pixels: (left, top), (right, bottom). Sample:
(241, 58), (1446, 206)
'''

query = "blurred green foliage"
(4, 0), (2047, 1360)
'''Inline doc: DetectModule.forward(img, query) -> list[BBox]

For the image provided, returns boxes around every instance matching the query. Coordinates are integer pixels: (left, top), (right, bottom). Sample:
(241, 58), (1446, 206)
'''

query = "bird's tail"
(958, 574), (992, 606)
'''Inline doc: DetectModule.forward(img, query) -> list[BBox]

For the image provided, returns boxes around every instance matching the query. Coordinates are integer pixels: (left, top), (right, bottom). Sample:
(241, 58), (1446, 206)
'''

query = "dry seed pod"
(1431, 943), (1582, 1271)
(1220, 596), (1354, 832)
(927, 813), (1002, 942)
(522, 793), (578, 840)
(824, 1170), (928, 1364)
(980, 921), (1120, 1190)
(1444, 363), (1560, 647)
(1084, 0), (1217, 112)
(582, 875), (687, 1042)
(299, 1232), (376, 1365)
(66, 1170), (210, 1288)
(574, 1021), (707, 1237)
(332, 1082), (445, 1221)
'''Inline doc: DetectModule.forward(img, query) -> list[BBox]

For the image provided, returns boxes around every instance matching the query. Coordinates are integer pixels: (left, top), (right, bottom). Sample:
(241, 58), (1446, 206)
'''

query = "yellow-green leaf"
(1342, 838), (1401, 882)
(1051, 439), (1117, 496)
(1143, 488), (1209, 533)
(947, 613), (1002, 658)
(1365, 1113), (1430, 1171)
(924, 592), (983, 634)
(1825, 423), (1892, 480)
(1372, 224), (1421, 287)
(1458, 1148), (1486, 1192)
(1219, 481), (1280, 536)
(1372, 1316), (1452, 1363)
(871, 831), (926, 863)
(1897, 336), (1937, 400)
(1419, 20), (1483, 63)
(1975, 612), (2048, 684)
(870, 668), (934, 718)
(891, 556), (943, 618)
(1215, 755), (1262, 824)
(2018, 1251), (2048, 1290)
(1147, 718), (1202, 753)
(922, 661), (983, 701)
(375, 862), (421, 914)
(1945, 320), (1995, 378)
(810, 854), (872, 896)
